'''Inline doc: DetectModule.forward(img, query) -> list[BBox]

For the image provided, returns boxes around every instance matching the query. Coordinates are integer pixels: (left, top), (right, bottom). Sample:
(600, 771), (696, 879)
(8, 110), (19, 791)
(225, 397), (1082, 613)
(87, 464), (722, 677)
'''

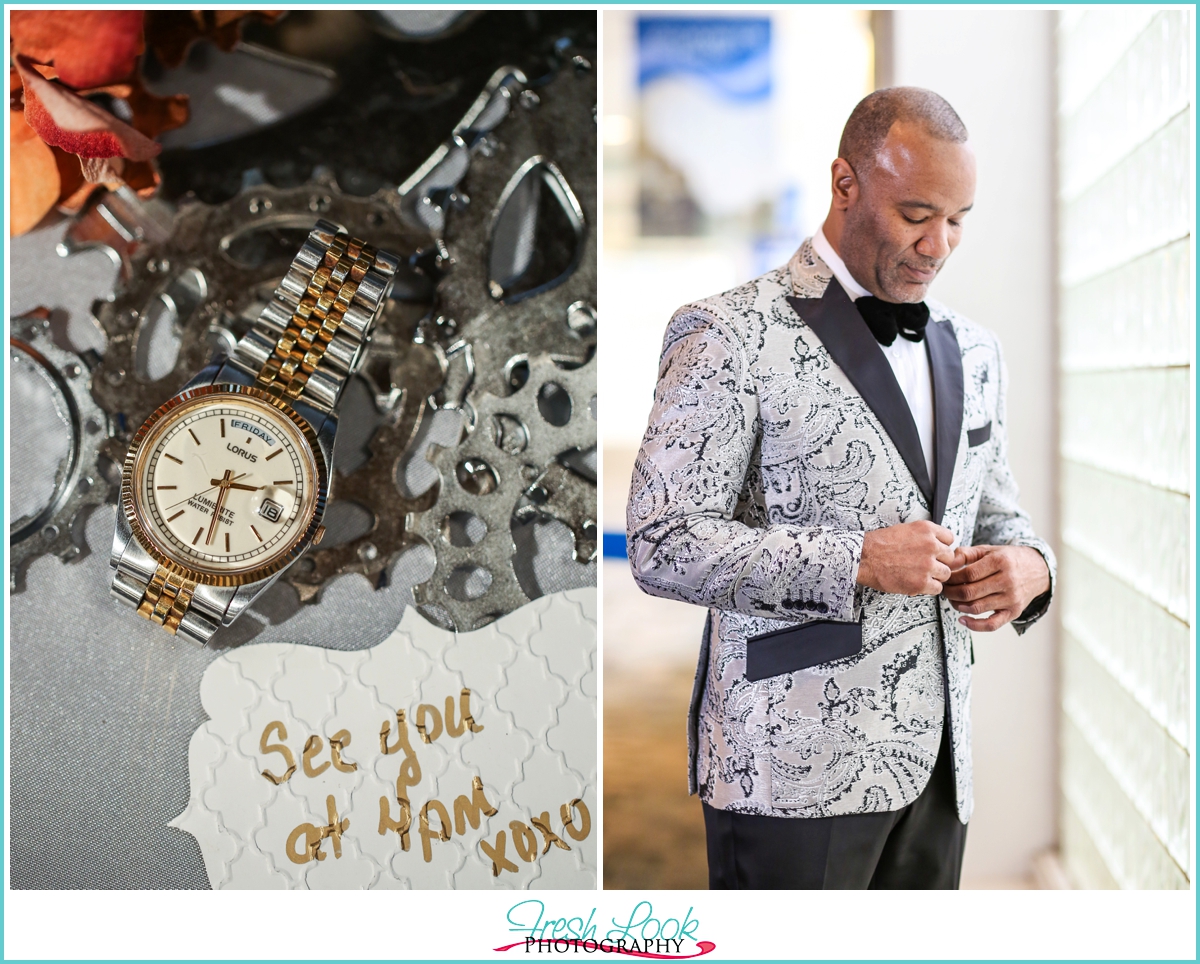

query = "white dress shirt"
(811, 226), (937, 486)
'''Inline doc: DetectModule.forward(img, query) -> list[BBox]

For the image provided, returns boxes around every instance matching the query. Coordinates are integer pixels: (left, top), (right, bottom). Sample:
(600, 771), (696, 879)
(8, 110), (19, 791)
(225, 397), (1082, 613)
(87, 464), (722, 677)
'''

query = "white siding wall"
(1057, 8), (1193, 889)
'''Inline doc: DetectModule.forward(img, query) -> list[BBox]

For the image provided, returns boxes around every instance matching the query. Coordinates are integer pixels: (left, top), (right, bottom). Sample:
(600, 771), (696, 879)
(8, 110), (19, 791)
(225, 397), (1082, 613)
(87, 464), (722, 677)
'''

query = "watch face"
(127, 389), (324, 580)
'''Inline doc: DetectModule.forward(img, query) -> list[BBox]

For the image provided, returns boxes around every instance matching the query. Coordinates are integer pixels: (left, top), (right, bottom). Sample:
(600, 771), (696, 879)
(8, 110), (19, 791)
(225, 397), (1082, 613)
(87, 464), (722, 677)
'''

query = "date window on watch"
(258, 498), (284, 523)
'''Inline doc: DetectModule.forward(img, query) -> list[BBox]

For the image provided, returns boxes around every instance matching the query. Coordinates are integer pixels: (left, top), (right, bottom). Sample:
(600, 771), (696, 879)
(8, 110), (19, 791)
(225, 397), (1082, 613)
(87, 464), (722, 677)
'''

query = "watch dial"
(133, 393), (319, 575)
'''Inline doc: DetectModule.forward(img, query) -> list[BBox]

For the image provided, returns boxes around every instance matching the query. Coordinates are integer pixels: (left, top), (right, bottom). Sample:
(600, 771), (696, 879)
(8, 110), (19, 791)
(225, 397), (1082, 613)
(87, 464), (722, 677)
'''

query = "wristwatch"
(109, 219), (398, 645)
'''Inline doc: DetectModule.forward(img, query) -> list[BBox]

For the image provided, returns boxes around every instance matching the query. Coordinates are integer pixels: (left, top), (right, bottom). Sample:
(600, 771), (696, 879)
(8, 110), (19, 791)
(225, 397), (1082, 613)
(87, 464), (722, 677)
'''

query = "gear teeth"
(67, 53), (594, 620)
(9, 316), (113, 590)
(410, 354), (595, 631)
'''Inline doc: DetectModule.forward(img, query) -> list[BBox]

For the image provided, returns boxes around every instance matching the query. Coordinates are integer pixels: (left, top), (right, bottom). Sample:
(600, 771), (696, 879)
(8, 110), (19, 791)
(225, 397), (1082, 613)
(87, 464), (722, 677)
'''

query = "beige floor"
(604, 661), (708, 889)
(603, 557), (709, 889)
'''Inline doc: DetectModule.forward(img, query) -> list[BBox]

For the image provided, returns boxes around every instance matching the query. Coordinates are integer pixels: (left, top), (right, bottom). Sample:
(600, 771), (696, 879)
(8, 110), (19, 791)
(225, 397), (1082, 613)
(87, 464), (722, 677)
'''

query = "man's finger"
(935, 544), (958, 567)
(943, 573), (1008, 602)
(932, 525), (957, 546)
(931, 562), (953, 585)
(949, 593), (1009, 616)
(950, 543), (995, 568)
(944, 553), (1006, 586)
(958, 609), (1014, 632)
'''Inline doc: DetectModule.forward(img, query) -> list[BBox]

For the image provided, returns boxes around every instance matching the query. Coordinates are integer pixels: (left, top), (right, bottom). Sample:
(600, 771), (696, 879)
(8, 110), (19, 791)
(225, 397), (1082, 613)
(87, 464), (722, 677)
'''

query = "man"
(626, 88), (1054, 889)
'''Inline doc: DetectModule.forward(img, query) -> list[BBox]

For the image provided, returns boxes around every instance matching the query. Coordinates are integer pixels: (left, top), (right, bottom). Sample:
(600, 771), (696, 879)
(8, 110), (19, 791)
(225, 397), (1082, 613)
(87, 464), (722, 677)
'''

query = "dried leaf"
(11, 10), (145, 89)
(16, 55), (161, 161)
(146, 10), (282, 68)
(10, 107), (61, 235)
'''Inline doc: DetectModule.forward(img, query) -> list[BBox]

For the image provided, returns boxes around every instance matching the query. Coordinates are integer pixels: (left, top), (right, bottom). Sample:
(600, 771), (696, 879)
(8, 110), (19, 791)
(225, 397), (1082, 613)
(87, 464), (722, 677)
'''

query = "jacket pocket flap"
(745, 619), (863, 682)
(967, 421), (992, 446)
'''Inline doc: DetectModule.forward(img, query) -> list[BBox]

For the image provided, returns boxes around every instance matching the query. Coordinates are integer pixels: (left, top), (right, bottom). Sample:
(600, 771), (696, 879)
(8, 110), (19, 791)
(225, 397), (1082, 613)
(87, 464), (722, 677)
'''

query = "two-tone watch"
(109, 219), (398, 644)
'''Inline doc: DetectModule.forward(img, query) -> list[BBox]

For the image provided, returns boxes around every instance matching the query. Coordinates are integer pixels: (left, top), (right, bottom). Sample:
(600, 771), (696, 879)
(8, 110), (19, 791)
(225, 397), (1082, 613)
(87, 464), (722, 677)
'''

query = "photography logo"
(495, 900), (716, 958)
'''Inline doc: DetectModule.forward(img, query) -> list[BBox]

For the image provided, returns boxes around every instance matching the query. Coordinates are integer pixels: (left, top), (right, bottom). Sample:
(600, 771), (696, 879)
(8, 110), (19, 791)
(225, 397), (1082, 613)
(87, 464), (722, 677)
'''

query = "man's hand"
(857, 521), (958, 596)
(942, 544), (1050, 632)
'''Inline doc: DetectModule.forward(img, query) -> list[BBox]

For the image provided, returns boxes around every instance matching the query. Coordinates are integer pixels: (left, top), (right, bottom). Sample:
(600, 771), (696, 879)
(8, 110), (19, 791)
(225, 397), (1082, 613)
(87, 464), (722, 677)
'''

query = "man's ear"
(830, 158), (859, 211)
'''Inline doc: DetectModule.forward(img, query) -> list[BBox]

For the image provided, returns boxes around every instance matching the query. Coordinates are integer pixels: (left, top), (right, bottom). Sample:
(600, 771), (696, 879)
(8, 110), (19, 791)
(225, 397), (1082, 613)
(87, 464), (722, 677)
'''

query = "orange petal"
(11, 108), (61, 235)
(122, 159), (162, 198)
(88, 76), (189, 141)
(11, 10), (145, 89)
(50, 146), (98, 214)
(16, 55), (161, 161)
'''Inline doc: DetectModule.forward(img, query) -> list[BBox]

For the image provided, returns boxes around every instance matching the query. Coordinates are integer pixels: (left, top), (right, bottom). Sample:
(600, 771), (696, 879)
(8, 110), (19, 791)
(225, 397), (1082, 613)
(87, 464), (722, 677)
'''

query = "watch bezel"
(121, 384), (329, 587)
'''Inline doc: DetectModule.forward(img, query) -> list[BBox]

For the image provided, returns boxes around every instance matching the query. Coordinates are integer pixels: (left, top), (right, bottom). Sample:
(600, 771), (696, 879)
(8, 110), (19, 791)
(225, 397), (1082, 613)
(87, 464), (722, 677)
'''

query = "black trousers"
(703, 723), (967, 889)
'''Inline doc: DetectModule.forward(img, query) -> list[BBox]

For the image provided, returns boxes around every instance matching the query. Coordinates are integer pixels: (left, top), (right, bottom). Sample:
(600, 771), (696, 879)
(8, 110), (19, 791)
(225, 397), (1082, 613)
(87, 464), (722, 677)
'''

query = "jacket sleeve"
(971, 333), (1057, 633)
(625, 304), (863, 622)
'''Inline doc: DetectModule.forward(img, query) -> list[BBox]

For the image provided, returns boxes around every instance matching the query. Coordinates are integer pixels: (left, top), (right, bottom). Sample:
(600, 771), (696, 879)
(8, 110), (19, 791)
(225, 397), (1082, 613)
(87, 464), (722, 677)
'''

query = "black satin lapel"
(787, 280), (934, 506)
(924, 319), (964, 525)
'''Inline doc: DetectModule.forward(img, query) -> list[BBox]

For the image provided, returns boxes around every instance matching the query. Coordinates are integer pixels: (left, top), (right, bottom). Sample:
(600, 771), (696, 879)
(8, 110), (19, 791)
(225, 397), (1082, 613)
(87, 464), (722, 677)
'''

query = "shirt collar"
(812, 224), (871, 302)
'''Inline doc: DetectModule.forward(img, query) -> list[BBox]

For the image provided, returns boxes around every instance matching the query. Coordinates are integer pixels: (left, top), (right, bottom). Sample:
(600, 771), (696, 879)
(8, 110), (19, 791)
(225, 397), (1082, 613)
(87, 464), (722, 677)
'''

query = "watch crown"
(313, 525), (326, 546)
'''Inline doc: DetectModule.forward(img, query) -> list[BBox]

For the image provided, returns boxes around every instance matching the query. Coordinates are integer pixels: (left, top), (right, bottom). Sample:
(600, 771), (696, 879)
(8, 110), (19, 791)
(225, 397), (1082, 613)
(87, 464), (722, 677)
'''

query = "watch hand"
(161, 473), (250, 512)
(206, 470), (233, 546)
(211, 479), (260, 491)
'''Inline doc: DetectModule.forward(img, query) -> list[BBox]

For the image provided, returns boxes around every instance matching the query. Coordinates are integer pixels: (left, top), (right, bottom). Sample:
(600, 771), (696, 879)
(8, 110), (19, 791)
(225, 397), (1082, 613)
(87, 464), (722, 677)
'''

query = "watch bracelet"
(224, 218), (399, 412)
(112, 220), (398, 644)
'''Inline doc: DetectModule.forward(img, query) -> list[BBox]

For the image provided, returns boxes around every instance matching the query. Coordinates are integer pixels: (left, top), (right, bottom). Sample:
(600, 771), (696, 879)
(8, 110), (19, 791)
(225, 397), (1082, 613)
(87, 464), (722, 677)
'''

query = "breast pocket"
(967, 421), (992, 447)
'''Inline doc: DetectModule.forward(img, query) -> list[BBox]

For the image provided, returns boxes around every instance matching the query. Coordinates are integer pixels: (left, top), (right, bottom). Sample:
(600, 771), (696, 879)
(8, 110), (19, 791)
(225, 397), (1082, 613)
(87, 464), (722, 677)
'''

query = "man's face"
(839, 121), (977, 303)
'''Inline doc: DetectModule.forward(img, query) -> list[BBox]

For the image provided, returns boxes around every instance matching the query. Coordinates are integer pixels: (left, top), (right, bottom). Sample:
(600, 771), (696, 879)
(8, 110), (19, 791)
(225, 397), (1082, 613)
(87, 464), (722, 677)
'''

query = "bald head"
(838, 87), (968, 180)
(823, 87), (975, 303)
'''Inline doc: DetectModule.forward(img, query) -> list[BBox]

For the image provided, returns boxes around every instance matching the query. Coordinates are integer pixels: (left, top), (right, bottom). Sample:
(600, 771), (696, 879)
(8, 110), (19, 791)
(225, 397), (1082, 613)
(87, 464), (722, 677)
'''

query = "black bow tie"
(855, 297), (930, 346)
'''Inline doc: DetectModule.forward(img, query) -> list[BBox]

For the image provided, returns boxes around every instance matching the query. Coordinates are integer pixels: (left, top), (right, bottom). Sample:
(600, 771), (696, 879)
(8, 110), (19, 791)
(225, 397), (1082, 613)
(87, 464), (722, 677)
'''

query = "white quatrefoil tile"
(172, 589), (597, 889)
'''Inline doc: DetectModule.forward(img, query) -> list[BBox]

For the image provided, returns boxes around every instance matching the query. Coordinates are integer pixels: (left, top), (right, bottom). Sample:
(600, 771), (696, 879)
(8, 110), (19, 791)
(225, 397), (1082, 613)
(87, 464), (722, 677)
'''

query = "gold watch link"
(254, 233), (378, 402)
(136, 564), (199, 635)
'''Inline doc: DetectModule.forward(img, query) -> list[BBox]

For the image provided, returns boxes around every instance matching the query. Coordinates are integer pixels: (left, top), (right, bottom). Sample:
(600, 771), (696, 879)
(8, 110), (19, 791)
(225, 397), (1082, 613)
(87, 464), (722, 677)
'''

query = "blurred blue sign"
(637, 17), (772, 102)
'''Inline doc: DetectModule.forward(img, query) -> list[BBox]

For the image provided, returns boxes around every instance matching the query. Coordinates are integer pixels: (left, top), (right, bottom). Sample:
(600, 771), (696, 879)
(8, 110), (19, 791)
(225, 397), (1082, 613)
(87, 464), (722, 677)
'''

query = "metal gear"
(409, 353), (595, 631)
(80, 174), (451, 599)
(44, 42), (595, 628)
(9, 311), (113, 589)
(404, 42), (597, 630)
(424, 48), (598, 397)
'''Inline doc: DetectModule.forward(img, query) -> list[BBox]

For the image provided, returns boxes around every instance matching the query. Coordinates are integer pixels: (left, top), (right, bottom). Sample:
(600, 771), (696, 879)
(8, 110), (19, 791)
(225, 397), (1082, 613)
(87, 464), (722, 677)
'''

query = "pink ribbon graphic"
(493, 939), (716, 959)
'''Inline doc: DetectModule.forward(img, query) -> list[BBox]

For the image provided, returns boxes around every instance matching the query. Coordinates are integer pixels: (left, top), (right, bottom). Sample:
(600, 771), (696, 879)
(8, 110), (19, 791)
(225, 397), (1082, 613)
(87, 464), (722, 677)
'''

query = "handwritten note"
(172, 589), (596, 888)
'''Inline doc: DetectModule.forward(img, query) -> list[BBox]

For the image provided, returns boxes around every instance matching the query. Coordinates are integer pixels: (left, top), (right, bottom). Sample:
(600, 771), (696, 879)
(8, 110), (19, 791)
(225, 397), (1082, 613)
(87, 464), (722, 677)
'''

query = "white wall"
(1056, 8), (1192, 889)
(892, 10), (1060, 884)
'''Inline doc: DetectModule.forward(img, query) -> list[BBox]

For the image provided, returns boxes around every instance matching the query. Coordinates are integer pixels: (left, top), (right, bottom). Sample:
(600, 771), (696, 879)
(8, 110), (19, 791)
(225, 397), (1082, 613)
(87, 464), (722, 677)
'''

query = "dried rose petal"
(51, 146), (94, 213)
(16, 55), (160, 161)
(122, 159), (161, 198)
(11, 106), (61, 235)
(79, 156), (126, 183)
(88, 77), (189, 141)
(11, 10), (145, 90)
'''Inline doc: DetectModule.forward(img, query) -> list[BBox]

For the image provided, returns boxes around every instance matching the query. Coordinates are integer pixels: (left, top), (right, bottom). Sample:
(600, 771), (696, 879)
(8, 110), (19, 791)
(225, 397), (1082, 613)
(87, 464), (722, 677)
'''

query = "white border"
(4, 5), (1198, 963)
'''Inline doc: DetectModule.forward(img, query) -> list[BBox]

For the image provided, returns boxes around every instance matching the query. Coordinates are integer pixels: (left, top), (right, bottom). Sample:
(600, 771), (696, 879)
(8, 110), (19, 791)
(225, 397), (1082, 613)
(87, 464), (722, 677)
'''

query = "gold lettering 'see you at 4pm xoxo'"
(256, 688), (591, 872)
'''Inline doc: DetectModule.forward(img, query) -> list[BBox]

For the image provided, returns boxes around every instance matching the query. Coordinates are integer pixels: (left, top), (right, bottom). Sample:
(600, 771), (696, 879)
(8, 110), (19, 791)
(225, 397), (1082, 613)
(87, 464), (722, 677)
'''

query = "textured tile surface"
(1057, 7), (1192, 890)
(172, 589), (597, 888)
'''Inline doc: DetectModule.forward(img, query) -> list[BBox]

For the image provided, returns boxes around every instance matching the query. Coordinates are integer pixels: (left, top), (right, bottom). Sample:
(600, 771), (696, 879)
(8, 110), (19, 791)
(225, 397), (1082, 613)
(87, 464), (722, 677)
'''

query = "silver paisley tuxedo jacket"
(627, 239), (1056, 823)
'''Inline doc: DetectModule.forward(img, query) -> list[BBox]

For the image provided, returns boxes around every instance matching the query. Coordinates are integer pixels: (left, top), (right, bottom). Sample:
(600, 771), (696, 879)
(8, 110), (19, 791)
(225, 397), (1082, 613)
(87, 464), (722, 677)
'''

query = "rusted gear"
(410, 353), (595, 631)
(10, 311), (114, 590)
